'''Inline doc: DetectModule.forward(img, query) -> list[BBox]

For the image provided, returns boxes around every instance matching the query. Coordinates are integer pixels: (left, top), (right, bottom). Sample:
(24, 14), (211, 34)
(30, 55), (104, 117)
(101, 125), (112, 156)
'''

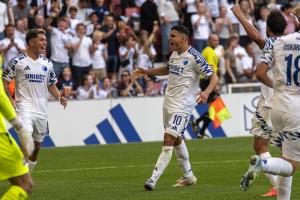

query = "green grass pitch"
(0, 137), (299, 200)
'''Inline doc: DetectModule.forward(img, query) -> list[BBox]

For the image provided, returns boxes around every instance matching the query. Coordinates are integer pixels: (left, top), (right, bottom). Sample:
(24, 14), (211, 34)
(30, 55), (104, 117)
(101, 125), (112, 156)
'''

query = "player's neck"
(25, 49), (39, 60)
(177, 44), (190, 55)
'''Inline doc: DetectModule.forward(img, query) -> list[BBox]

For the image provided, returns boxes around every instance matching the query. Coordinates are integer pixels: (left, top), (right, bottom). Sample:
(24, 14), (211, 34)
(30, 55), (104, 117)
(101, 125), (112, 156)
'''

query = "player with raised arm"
(242, 6), (300, 200)
(231, 2), (287, 196)
(0, 67), (34, 199)
(3, 28), (68, 172)
(132, 25), (218, 191)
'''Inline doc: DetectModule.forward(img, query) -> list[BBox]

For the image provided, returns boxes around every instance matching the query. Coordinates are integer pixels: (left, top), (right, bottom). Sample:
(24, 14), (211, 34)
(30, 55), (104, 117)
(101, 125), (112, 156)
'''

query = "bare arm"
(48, 84), (68, 108)
(2, 79), (15, 107)
(231, 4), (265, 49)
(7, 1), (15, 25)
(256, 62), (273, 88)
(196, 73), (219, 104)
(132, 66), (169, 79)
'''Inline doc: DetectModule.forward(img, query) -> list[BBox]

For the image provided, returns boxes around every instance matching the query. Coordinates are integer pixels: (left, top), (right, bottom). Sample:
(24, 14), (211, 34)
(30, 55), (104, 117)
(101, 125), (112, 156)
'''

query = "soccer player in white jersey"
(2, 29), (68, 171)
(242, 9), (300, 200)
(231, 4), (287, 196)
(132, 25), (218, 191)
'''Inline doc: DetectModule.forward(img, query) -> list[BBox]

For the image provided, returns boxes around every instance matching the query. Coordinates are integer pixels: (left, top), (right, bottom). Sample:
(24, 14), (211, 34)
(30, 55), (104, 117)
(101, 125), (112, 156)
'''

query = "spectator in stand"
(71, 23), (92, 86)
(191, 2), (213, 53)
(158, 0), (179, 63)
(100, 15), (119, 78)
(204, 0), (220, 20)
(238, 0), (254, 47)
(86, 12), (100, 36)
(0, 1), (8, 40)
(255, 6), (268, 38)
(14, 18), (27, 44)
(136, 25), (158, 70)
(12, 0), (30, 21)
(69, 6), (82, 35)
(91, 30), (108, 83)
(239, 42), (256, 83)
(76, 73), (98, 100)
(46, 16), (73, 78)
(215, 6), (233, 47)
(57, 67), (77, 99)
(94, 77), (112, 99)
(140, 0), (159, 33)
(281, 2), (299, 35)
(77, 0), (93, 22)
(117, 70), (143, 97)
(119, 36), (137, 73)
(181, 0), (197, 37)
(145, 76), (159, 97)
(202, 33), (219, 74)
(224, 35), (239, 84)
(93, 0), (110, 24)
(0, 24), (25, 67)
(102, 77), (113, 98)
(117, 16), (138, 45)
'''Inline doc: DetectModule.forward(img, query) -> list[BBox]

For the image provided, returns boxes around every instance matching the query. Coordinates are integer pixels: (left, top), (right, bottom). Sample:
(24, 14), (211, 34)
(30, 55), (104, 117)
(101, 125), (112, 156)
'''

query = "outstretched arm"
(231, 4), (265, 49)
(131, 66), (169, 79)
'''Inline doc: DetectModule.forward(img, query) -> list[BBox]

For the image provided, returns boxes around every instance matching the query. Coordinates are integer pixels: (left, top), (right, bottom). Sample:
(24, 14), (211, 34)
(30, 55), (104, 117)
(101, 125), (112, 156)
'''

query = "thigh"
(165, 112), (190, 138)
(0, 133), (29, 181)
(282, 139), (300, 163)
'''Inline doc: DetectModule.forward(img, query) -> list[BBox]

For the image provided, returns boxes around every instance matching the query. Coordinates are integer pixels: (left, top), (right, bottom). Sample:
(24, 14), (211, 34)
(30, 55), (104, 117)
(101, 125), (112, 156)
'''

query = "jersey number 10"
(285, 54), (300, 86)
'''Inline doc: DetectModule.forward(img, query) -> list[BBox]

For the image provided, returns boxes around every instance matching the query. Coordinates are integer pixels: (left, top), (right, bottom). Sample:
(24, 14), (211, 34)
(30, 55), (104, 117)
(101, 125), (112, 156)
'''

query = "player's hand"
(59, 95), (68, 109)
(131, 67), (147, 79)
(196, 91), (209, 104)
(11, 118), (34, 157)
(231, 3), (241, 14)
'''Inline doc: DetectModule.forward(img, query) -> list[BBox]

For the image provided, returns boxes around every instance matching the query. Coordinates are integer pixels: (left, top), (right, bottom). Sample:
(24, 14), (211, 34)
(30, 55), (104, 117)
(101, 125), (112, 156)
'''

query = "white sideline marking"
(34, 159), (247, 173)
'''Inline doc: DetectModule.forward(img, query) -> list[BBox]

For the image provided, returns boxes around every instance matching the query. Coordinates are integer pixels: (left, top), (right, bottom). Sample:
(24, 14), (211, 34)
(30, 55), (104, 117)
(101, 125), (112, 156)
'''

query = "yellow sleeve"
(202, 48), (218, 73)
(0, 70), (17, 122)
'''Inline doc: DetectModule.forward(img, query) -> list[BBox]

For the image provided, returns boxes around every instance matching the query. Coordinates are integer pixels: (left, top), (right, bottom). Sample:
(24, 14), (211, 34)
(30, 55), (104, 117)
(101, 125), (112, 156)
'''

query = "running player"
(0, 67), (34, 199)
(3, 28), (68, 171)
(132, 25), (218, 191)
(243, 7), (300, 200)
(231, 3), (287, 196)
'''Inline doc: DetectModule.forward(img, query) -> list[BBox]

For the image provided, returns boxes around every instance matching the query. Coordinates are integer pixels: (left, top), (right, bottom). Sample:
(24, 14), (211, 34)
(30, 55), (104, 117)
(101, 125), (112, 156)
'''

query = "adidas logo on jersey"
(171, 126), (177, 131)
(24, 66), (31, 70)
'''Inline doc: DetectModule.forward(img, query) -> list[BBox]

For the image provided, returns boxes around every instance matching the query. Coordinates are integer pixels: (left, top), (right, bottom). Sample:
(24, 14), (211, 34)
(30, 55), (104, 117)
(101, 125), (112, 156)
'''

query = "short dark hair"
(171, 25), (190, 37)
(267, 10), (287, 35)
(25, 28), (46, 45)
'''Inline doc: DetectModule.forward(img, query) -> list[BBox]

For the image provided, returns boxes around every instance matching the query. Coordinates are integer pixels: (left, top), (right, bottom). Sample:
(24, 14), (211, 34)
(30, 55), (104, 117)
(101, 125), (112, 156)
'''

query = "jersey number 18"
(285, 54), (300, 86)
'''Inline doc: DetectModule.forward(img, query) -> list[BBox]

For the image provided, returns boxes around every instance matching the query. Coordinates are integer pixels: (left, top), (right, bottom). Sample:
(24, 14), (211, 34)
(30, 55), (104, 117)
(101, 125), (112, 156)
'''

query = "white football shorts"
(270, 108), (300, 162)
(163, 108), (190, 138)
(18, 113), (49, 143)
(250, 105), (272, 140)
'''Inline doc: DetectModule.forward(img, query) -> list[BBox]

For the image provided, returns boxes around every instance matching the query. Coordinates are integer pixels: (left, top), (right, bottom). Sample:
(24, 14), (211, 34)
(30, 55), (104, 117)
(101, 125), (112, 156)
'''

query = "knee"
(163, 134), (176, 146)
(19, 175), (34, 194)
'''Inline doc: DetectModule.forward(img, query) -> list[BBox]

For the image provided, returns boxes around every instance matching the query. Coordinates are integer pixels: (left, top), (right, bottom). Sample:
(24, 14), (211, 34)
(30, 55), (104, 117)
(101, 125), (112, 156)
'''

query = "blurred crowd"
(0, 0), (299, 100)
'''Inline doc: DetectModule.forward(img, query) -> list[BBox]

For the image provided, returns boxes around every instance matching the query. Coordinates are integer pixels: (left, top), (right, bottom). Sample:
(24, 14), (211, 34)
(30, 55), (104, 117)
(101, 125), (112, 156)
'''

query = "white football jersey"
(3, 53), (57, 118)
(260, 33), (300, 117)
(163, 46), (213, 113)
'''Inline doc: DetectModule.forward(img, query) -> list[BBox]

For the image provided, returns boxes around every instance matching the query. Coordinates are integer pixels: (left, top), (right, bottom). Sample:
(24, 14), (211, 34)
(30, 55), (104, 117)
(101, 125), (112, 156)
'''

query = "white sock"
(28, 160), (37, 172)
(174, 140), (193, 178)
(259, 152), (277, 187)
(150, 146), (173, 182)
(261, 158), (293, 177)
(277, 176), (292, 200)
